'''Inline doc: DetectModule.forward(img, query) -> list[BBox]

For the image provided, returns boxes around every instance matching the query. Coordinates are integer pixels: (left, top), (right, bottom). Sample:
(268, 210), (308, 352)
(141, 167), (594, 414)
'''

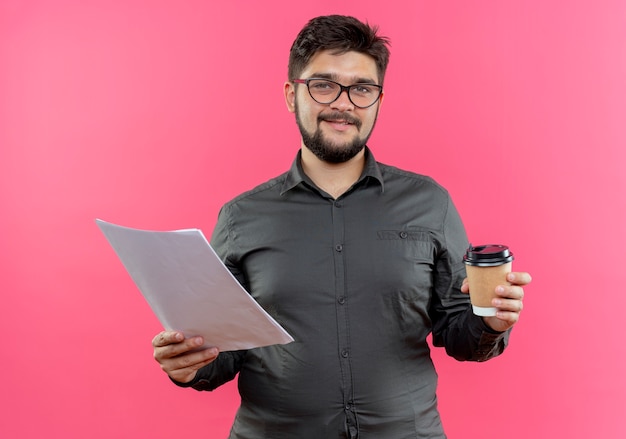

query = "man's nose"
(330, 89), (354, 111)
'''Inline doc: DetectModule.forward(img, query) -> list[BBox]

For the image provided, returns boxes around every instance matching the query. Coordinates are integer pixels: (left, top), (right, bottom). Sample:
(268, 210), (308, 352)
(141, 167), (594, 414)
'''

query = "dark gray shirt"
(179, 147), (509, 439)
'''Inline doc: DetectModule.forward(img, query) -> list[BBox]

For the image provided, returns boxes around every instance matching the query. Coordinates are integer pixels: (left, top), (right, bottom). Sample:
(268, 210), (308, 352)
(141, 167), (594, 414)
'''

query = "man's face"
(285, 50), (383, 163)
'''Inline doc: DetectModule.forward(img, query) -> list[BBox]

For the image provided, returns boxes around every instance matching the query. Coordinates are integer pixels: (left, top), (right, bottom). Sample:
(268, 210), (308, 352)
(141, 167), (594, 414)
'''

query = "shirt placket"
(331, 198), (358, 437)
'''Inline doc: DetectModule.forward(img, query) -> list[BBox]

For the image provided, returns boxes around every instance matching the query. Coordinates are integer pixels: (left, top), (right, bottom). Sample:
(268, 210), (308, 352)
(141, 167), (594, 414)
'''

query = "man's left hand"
(461, 271), (532, 333)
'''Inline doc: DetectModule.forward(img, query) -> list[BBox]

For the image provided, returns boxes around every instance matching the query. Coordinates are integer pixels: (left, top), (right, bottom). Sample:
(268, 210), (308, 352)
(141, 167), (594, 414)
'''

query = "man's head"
(288, 15), (390, 86)
(285, 16), (391, 164)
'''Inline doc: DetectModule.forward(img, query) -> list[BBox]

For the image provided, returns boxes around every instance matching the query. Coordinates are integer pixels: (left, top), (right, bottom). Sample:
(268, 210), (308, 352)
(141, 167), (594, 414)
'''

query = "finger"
(494, 309), (521, 326)
(167, 363), (211, 384)
(493, 296), (524, 313)
(154, 335), (206, 361)
(482, 312), (519, 332)
(159, 348), (219, 383)
(159, 346), (219, 370)
(459, 277), (470, 293)
(507, 271), (532, 286)
(152, 331), (184, 348)
(158, 347), (219, 373)
(496, 285), (524, 300)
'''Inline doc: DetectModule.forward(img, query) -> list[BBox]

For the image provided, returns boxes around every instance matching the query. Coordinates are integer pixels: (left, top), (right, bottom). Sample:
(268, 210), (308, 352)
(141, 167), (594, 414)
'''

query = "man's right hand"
(152, 331), (219, 384)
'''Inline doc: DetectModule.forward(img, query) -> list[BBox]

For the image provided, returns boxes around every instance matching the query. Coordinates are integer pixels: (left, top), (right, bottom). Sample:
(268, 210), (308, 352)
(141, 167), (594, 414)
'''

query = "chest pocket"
(376, 229), (436, 263)
(371, 229), (437, 312)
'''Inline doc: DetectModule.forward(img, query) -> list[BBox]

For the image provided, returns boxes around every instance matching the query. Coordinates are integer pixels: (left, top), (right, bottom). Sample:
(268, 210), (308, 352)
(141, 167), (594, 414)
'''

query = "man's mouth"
(326, 119), (352, 128)
(318, 113), (361, 129)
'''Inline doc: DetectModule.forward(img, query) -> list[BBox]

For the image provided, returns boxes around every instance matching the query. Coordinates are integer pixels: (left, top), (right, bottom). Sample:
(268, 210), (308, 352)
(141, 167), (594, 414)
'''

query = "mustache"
(317, 112), (362, 129)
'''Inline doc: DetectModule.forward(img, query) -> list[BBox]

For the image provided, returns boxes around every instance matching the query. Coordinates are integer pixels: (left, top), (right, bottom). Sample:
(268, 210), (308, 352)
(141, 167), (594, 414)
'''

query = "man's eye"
(353, 85), (374, 94)
(311, 82), (334, 90)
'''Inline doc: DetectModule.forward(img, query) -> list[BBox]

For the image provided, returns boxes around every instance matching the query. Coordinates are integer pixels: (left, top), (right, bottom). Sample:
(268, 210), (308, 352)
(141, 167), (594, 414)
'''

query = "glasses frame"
(292, 78), (383, 109)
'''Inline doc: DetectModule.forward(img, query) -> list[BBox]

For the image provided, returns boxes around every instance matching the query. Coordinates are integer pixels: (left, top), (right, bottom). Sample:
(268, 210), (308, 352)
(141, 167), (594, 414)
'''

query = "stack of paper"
(96, 219), (293, 351)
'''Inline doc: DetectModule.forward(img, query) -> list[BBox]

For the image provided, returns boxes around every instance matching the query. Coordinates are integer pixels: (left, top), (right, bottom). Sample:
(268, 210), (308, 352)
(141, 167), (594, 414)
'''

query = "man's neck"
(300, 146), (366, 199)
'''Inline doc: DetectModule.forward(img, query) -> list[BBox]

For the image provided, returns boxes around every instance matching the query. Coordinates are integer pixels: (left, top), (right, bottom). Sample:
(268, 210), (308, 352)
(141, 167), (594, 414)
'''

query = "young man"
(152, 15), (531, 438)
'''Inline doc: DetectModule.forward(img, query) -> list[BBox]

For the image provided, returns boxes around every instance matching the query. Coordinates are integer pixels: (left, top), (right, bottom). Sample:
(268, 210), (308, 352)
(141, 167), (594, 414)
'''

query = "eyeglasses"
(292, 78), (383, 109)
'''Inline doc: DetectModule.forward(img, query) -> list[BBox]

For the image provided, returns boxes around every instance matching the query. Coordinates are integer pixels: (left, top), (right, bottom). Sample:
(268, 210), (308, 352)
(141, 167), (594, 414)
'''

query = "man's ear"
(284, 81), (296, 113)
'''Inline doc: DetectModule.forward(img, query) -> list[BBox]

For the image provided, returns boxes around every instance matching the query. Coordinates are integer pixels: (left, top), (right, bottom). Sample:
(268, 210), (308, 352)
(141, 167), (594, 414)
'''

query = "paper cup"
(463, 244), (514, 317)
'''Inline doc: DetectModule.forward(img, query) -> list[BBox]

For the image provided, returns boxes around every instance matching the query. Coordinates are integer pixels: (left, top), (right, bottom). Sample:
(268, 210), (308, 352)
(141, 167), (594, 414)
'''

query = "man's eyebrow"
(308, 72), (379, 84)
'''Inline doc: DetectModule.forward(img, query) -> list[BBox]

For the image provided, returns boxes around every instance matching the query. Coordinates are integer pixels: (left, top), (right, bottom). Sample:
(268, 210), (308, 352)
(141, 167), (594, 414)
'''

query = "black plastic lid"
(463, 244), (514, 267)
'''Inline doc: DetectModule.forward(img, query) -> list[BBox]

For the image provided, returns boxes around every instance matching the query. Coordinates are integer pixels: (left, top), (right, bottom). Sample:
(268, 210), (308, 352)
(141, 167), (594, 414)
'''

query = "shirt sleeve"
(171, 350), (247, 391)
(429, 195), (510, 362)
(172, 204), (248, 391)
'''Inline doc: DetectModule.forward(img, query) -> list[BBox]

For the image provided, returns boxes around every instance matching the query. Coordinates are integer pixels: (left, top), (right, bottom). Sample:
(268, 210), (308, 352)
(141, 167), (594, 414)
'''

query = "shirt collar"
(280, 146), (385, 195)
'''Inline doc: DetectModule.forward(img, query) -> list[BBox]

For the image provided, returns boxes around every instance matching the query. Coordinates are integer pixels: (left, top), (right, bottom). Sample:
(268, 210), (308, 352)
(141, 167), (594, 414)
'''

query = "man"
(152, 15), (531, 438)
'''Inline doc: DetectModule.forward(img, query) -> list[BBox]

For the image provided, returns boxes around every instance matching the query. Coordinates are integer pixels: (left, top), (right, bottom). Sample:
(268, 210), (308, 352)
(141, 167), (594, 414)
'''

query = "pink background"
(2, 1), (625, 437)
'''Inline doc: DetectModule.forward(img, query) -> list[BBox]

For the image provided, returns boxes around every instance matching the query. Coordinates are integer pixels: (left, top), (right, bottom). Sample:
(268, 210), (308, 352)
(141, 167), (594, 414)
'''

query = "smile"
(318, 112), (361, 129)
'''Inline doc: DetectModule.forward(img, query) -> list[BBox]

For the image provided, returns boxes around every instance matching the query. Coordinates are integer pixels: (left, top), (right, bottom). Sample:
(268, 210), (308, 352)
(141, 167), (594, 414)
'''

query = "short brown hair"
(288, 15), (391, 84)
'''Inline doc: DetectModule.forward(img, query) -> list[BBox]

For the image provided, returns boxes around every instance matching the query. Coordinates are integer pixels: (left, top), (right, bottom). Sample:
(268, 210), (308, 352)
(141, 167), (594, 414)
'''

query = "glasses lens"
(307, 79), (340, 103)
(348, 84), (381, 108)
(307, 79), (380, 108)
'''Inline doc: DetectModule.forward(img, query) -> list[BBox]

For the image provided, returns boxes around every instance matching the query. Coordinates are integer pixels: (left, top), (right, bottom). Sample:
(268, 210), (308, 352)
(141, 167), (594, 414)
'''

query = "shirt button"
(334, 201), (342, 207)
(399, 231), (408, 239)
(341, 350), (349, 358)
(337, 296), (346, 304)
(335, 244), (343, 252)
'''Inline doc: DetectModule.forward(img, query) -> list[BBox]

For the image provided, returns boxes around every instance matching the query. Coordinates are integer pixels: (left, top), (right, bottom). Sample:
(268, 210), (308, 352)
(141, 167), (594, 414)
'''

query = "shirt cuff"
(169, 374), (201, 388)
(469, 312), (511, 361)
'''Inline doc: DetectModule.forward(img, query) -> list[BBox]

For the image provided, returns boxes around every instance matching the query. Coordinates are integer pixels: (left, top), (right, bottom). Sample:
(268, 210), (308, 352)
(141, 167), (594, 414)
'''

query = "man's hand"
(152, 331), (219, 384)
(461, 271), (532, 333)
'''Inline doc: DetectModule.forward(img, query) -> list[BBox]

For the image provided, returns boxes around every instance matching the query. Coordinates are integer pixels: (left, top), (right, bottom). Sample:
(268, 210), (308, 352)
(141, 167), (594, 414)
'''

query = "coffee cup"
(463, 244), (514, 317)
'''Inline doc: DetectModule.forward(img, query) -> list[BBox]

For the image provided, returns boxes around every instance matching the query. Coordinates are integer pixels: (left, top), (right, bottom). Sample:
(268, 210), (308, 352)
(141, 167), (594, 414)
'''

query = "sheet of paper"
(96, 219), (293, 351)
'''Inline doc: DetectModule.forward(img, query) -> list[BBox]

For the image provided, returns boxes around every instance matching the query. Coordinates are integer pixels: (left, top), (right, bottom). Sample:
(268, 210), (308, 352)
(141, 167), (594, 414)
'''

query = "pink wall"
(2, 1), (625, 437)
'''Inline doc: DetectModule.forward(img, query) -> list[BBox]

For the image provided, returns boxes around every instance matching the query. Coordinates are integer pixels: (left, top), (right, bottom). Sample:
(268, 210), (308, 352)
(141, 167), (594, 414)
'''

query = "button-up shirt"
(178, 147), (509, 438)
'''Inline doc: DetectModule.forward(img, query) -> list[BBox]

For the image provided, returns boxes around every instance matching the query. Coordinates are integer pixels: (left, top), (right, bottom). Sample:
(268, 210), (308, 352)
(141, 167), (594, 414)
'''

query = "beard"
(295, 102), (377, 164)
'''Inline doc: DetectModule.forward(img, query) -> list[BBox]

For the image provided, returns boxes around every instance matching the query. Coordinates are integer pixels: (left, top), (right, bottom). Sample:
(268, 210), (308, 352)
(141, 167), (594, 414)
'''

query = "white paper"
(96, 219), (293, 351)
